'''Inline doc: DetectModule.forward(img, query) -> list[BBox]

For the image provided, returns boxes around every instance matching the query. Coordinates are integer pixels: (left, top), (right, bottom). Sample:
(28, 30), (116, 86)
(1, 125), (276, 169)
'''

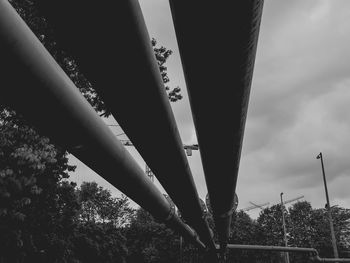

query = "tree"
(257, 204), (289, 246)
(73, 222), (127, 263)
(230, 210), (258, 244)
(226, 210), (260, 263)
(289, 201), (313, 247)
(310, 206), (350, 258)
(256, 204), (290, 263)
(288, 201), (314, 263)
(151, 38), (182, 102)
(332, 207), (350, 256)
(77, 181), (134, 226)
(124, 208), (181, 263)
(254, 201), (350, 262)
(78, 182), (108, 223)
(106, 194), (135, 228)
(0, 119), (78, 262)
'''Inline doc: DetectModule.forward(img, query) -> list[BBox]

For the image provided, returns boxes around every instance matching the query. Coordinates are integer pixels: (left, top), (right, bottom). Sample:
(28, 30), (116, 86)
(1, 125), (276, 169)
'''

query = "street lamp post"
(316, 152), (339, 259)
(280, 193), (290, 263)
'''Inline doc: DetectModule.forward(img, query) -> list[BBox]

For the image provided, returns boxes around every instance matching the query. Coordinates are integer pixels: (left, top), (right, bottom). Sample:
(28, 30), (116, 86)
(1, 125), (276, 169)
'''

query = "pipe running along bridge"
(1, 0), (349, 262)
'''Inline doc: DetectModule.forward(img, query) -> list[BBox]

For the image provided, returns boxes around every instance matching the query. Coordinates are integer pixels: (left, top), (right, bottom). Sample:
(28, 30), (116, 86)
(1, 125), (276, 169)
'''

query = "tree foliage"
(226, 211), (261, 262)
(124, 208), (181, 263)
(77, 181), (134, 226)
(224, 202), (350, 263)
(309, 206), (350, 258)
(0, 118), (77, 262)
(151, 38), (182, 102)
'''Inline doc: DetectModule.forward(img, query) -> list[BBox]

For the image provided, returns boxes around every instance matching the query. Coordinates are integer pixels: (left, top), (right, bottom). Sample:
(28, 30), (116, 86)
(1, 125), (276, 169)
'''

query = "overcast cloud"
(70, 0), (350, 219)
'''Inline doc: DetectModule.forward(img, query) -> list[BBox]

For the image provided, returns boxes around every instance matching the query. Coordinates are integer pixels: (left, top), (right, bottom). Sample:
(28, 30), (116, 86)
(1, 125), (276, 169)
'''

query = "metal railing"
(226, 244), (350, 262)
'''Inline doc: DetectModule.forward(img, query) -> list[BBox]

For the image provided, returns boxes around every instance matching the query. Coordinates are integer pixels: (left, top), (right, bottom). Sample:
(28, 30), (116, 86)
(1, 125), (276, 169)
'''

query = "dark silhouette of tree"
(124, 208), (181, 263)
(288, 201), (314, 263)
(310, 206), (350, 258)
(226, 210), (261, 262)
(255, 204), (290, 263)
(257, 204), (289, 246)
(73, 222), (127, 263)
(151, 38), (182, 102)
(77, 181), (134, 226)
(0, 119), (78, 262)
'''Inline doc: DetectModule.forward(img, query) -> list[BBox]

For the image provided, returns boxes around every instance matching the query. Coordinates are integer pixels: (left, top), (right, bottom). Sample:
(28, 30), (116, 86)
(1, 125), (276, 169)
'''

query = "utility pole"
(280, 193), (290, 263)
(316, 152), (339, 259)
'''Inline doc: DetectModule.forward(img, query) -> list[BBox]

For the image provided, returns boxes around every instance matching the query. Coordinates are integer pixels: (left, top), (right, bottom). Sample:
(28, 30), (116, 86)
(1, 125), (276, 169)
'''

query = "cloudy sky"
(70, 0), (350, 219)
